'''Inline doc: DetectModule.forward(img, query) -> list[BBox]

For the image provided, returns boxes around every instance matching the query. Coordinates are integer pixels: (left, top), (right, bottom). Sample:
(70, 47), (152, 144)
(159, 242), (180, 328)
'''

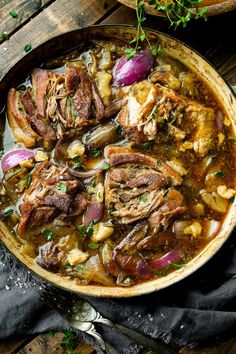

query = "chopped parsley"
(60, 182), (67, 193)
(229, 196), (235, 204)
(75, 264), (85, 273)
(88, 242), (99, 249)
(65, 264), (73, 270)
(0, 147), (4, 159)
(1, 208), (14, 218)
(123, 277), (133, 285)
(157, 161), (161, 166)
(214, 171), (224, 178)
(109, 206), (115, 216)
(77, 219), (98, 237)
(1, 31), (9, 41)
(60, 330), (78, 351)
(43, 230), (54, 241)
(25, 174), (32, 189)
(152, 108), (158, 119)
(228, 136), (236, 142)
(73, 156), (84, 169)
(9, 10), (17, 18)
(102, 162), (110, 170)
(68, 96), (73, 106)
(171, 262), (185, 270)
(24, 44), (32, 53)
(91, 149), (101, 157)
(141, 141), (153, 149)
(139, 195), (148, 203)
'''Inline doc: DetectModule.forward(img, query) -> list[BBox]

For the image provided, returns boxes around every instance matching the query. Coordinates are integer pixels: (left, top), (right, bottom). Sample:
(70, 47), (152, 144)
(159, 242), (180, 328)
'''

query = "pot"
(0, 25), (236, 297)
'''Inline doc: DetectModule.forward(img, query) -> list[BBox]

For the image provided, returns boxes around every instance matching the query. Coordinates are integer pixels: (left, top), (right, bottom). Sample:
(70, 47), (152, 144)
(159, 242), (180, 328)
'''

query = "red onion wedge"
(204, 220), (221, 238)
(83, 202), (103, 226)
(1, 149), (35, 173)
(149, 248), (183, 270)
(113, 49), (154, 86)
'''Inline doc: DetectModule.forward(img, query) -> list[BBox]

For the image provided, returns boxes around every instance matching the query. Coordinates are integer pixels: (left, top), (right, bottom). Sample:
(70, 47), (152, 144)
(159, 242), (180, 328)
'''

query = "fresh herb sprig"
(126, 0), (208, 59)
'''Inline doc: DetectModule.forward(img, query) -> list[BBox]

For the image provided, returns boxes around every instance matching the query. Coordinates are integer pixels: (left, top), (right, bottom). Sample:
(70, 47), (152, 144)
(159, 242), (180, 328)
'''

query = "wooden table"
(0, 1), (235, 353)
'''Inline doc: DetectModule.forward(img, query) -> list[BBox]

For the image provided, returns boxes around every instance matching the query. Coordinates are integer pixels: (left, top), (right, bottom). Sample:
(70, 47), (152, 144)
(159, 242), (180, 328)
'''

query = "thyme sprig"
(126, 0), (208, 59)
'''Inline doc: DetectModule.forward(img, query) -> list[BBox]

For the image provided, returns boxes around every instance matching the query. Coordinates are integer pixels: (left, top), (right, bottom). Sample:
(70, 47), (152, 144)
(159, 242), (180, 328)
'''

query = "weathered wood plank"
(0, 336), (28, 354)
(0, 0), (117, 79)
(16, 332), (94, 354)
(0, 0), (54, 43)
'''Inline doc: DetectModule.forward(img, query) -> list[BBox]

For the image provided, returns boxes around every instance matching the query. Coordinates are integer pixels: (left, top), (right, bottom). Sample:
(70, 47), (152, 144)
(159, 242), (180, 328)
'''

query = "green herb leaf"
(49, 330), (55, 337)
(91, 149), (101, 157)
(75, 264), (85, 273)
(171, 262), (185, 269)
(123, 277), (132, 285)
(77, 224), (86, 235)
(229, 196), (235, 204)
(26, 174), (32, 189)
(139, 195), (148, 203)
(60, 182), (67, 193)
(73, 156), (84, 169)
(214, 171), (224, 178)
(24, 44), (32, 53)
(141, 141), (153, 149)
(2, 208), (14, 217)
(43, 230), (54, 241)
(9, 10), (17, 18)
(86, 219), (98, 237)
(65, 263), (73, 270)
(88, 242), (99, 249)
(68, 96), (73, 106)
(156, 161), (161, 166)
(109, 206), (115, 216)
(102, 162), (110, 170)
(0, 147), (4, 158)
(1, 31), (9, 41)
(61, 330), (78, 350)
(228, 136), (236, 142)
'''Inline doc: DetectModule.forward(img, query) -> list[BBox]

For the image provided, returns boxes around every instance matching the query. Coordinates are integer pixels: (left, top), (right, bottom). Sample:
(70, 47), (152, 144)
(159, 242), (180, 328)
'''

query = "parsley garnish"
(0, 147), (4, 158)
(139, 195), (148, 203)
(9, 10), (17, 18)
(75, 264), (85, 273)
(141, 141), (153, 149)
(109, 206), (115, 216)
(43, 230), (54, 241)
(229, 196), (235, 204)
(60, 330), (78, 351)
(25, 174), (32, 189)
(77, 219), (98, 237)
(65, 264), (73, 270)
(73, 156), (84, 169)
(157, 161), (161, 166)
(171, 262), (185, 269)
(88, 242), (99, 249)
(1, 31), (9, 41)
(60, 182), (67, 193)
(102, 162), (110, 170)
(228, 136), (236, 142)
(24, 44), (32, 53)
(91, 149), (101, 157)
(214, 171), (224, 178)
(2, 208), (14, 218)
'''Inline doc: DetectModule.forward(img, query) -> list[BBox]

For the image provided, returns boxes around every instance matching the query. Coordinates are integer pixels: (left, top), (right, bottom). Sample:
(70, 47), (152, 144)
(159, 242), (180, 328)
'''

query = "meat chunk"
(7, 88), (39, 147)
(18, 161), (81, 235)
(105, 146), (182, 224)
(112, 222), (153, 279)
(31, 68), (50, 117)
(36, 242), (63, 271)
(117, 80), (217, 157)
(65, 66), (104, 126)
(148, 188), (186, 233)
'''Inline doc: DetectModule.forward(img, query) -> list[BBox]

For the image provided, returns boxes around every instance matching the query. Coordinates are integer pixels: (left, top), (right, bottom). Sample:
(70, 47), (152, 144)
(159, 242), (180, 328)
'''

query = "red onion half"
(149, 248), (183, 270)
(1, 149), (35, 173)
(83, 202), (103, 226)
(113, 49), (154, 86)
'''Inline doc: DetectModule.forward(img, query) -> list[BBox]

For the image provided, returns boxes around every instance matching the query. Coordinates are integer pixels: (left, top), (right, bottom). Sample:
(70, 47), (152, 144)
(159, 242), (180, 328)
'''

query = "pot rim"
(0, 24), (236, 298)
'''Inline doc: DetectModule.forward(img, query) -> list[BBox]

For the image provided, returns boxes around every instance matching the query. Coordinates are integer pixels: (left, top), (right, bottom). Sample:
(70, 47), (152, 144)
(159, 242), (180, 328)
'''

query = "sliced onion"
(68, 167), (98, 179)
(1, 149), (35, 173)
(204, 220), (221, 238)
(149, 248), (183, 270)
(113, 49), (154, 86)
(83, 202), (103, 226)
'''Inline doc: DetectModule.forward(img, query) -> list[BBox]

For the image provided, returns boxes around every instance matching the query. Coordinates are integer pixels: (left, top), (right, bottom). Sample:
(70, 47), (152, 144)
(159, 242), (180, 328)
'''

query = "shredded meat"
(18, 161), (81, 234)
(105, 146), (182, 224)
(36, 242), (63, 271)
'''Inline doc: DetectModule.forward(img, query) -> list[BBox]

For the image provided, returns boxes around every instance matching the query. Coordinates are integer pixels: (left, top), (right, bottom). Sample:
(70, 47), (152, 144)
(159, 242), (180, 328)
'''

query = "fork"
(41, 285), (177, 354)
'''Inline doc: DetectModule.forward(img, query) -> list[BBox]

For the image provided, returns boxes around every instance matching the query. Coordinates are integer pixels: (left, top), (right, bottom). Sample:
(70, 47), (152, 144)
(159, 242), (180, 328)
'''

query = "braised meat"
(105, 146), (182, 224)
(18, 161), (81, 234)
